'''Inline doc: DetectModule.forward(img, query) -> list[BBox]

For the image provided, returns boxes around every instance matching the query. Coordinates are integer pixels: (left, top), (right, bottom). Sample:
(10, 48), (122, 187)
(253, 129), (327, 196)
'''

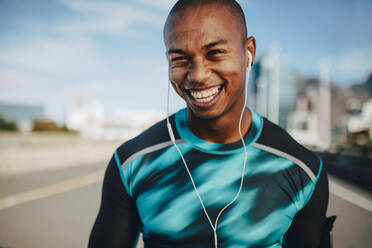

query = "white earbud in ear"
(247, 51), (252, 71)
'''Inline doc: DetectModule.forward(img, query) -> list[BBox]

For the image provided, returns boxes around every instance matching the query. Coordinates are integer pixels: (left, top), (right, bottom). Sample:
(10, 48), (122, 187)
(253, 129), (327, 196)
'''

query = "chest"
(129, 149), (299, 246)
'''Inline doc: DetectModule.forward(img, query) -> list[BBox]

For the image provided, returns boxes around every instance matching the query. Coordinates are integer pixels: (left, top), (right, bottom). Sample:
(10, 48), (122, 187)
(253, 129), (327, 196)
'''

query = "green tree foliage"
(0, 116), (18, 131)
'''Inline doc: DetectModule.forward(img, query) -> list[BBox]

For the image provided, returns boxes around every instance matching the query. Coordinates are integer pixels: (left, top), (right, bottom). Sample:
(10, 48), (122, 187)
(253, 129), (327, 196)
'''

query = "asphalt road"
(0, 164), (371, 248)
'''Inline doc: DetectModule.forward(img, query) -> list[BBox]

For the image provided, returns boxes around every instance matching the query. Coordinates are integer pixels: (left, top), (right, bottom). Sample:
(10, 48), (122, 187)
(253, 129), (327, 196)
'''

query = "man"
(89, 0), (329, 247)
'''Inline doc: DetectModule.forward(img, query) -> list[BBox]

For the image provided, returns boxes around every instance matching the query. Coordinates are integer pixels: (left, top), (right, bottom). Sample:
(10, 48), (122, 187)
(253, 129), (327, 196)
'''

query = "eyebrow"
(167, 39), (228, 55)
(203, 39), (228, 49)
(167, 48), (187, 55)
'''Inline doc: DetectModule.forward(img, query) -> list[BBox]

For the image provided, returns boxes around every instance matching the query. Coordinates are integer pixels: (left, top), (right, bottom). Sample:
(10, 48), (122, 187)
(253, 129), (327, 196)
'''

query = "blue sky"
(0, 0), (371, 123)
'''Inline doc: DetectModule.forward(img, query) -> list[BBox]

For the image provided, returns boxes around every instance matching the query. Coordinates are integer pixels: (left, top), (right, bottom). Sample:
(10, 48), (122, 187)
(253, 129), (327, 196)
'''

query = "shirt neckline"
(174, 108), (263, 154)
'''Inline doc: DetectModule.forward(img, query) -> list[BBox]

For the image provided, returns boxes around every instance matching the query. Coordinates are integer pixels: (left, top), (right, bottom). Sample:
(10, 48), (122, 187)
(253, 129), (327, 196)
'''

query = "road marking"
(329, 180), (372, 212)
(0, 171), (371, 213)
(0, 170), (104, 211)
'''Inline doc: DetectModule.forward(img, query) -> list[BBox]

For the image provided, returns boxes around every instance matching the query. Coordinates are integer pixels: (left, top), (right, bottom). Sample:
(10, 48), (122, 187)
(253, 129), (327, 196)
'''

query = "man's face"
(164, 4), (255, 120)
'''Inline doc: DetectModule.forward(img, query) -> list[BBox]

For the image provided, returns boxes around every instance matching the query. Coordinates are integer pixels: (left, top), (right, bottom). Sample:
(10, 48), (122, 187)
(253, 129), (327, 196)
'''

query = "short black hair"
(164, 0), (247, 43)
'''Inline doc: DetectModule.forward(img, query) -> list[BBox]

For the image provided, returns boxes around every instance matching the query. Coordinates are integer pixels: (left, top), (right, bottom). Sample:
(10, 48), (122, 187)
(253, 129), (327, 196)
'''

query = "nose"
(186, 57), (210, 84)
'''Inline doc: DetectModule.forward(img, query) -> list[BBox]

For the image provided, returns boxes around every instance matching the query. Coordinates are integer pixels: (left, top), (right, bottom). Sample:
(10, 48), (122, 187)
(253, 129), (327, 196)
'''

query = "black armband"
(319, 216), (336, 248)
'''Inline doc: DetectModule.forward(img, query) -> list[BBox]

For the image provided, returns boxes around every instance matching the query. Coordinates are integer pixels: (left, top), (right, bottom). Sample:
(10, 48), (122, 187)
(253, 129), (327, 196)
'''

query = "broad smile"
(185, 85), (223, 108)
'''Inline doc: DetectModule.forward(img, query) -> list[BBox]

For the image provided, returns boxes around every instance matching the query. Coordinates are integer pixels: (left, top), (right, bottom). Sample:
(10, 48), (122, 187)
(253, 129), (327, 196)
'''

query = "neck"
(187, 107), (252, 144)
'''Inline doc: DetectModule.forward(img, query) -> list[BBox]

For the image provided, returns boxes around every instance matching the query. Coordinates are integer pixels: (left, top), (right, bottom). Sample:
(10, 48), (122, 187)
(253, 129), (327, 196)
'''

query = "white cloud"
(334, 45), (372, 83)
(0, 0), (184, 123)
(60, 1), (163, 37)
(0, 38), (104, 77)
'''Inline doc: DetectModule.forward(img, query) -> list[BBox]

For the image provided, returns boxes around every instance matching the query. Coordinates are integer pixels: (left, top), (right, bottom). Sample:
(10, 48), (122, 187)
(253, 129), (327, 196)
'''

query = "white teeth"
(189, 86), (221, 102)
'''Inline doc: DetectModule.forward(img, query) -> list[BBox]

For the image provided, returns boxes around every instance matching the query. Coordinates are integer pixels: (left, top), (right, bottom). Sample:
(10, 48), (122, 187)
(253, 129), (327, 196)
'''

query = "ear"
(244, 36), (256, 67)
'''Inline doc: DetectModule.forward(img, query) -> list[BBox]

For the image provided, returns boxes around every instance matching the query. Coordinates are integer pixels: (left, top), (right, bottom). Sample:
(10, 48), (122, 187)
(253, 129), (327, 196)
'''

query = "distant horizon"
(1, 0), (371, 123)
(0, 69), (370, 126)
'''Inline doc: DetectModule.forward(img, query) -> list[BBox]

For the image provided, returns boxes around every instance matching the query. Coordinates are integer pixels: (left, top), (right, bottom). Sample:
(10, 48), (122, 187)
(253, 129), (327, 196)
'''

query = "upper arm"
(284, 167), (329, 248)
(88, 155), (140, 248)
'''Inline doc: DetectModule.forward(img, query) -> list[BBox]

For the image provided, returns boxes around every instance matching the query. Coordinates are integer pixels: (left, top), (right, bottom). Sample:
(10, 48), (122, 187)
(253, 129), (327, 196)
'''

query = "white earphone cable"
(166, 53), (252, 248)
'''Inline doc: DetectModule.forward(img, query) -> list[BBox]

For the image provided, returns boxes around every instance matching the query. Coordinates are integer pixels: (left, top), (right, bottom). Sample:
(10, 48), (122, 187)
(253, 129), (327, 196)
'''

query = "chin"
(187, 105), (226, 120)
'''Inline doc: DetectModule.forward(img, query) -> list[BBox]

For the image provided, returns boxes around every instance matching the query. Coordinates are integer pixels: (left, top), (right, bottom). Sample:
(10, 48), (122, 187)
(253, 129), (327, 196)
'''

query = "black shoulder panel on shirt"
(255, 117), (321, 177)
(115, 114), (179, 166)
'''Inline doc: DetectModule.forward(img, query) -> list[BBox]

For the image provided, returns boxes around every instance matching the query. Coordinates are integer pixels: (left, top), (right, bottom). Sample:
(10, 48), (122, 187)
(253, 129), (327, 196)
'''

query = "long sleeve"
(88, 155), (140, 248)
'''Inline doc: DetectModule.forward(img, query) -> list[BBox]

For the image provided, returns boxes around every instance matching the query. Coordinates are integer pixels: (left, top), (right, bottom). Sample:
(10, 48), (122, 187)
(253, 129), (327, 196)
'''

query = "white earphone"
(247, 50), (253, 71)
(166, 51), (253, 248)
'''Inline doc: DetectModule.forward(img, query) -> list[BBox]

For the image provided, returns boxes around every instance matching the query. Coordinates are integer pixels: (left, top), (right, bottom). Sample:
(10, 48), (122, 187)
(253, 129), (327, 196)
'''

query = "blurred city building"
(250, 45), (298, 129)
(64, 96), (165, 140)
(287, 74), (372, 155)
(287, 61), (332, 150)
(286, 70), (333, 151)
(104, 108), (165, 140)
(287, 86), (321, 148)
(0, 102), (45, 131)
(318, 60), (332, 150)
(65, 98), (104, 139)
(347, 99), (372, 138)
(251, 51), (337, 150)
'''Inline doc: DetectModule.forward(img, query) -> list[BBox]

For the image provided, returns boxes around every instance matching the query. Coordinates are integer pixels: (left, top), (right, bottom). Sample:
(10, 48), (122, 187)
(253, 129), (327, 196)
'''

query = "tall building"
(318, 60), (332, 150)
(250, 46), (297, 129)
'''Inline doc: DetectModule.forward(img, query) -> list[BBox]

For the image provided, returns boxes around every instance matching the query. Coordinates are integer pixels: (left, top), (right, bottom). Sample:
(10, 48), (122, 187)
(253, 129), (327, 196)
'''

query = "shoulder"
(115, 114), (179, 169)
(253, 117), (322, 183)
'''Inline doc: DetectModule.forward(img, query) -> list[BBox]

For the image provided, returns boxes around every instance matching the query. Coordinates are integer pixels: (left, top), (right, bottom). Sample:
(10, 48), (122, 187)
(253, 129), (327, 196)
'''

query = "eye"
(170, 55), (189, 67)
(171, 56), (187, 62)
(206, 49), (226, 59)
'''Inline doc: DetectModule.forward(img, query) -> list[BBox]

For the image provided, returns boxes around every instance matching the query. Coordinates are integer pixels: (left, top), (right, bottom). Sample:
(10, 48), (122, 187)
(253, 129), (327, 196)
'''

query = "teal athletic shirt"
(89, 108), (323, 248)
